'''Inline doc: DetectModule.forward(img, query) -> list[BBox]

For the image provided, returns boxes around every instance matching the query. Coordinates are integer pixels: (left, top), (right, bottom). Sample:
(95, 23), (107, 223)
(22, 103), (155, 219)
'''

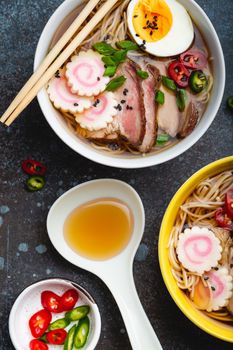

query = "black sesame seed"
(74, 103), (79, 106)
(121, 100), (126, 104)
(230, 264), (233, 268)
(143, 26), (147, 30)
(136, 34), (140, 37)
(134, 15), (138, 18)
(145, 14), (148, 18)
(150, 31), (153, 36)
(97, 77), (100, 81)
(204, 276), (209, 281)
(143, 40), (146, 44)
(146, 20), (149, 25)
(211, 286), (216, 291)
(55, 71), (60, 78)
(214, 267), (219, 271)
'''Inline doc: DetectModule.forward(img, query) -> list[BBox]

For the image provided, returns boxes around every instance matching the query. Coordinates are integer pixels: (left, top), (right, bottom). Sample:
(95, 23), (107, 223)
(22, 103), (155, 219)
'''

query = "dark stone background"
(0, 0), (232, 349)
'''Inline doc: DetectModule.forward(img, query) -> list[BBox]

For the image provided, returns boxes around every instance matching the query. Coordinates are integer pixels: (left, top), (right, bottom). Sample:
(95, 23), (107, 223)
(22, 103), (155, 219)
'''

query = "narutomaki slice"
(204, 267), (233, 311)
(177, 226), (222, 274)
(75, 92), (118, 131)
(66, 50), (110, 96)
(47, 68), (92, 113)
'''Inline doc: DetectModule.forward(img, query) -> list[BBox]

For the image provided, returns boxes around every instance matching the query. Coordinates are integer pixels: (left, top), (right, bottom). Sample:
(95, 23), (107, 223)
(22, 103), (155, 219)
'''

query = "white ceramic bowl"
(9, 278), (101, 350)
(34, 0), (225, 169)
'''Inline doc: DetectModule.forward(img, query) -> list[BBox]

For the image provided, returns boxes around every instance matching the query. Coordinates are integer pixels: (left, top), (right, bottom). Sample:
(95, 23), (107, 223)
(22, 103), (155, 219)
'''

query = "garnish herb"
(155, 90), (165, 105)
(227, 96), (233, 110)
(162, 76), (177, 91)
(116, 40), (138, 51)
(189, 70), (208, 93)
(136, 70), (149, 79)
(176, 89), (187, 112)
(102, 56), (116, 66)
(104, 66), (117, 77)
(92, 42), (116, 55)
(156, 134), (169, 145)
(106, 76), (127, 92)
(112, 50), (127, 64)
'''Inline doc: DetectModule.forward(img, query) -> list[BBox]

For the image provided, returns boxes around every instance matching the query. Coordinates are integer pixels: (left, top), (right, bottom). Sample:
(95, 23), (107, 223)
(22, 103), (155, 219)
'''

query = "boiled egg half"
(127, 0), (194, 57)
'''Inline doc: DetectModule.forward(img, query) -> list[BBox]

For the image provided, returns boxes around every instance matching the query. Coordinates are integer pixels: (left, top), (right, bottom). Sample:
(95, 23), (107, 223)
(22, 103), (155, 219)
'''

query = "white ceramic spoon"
(47, 179), (163, 350)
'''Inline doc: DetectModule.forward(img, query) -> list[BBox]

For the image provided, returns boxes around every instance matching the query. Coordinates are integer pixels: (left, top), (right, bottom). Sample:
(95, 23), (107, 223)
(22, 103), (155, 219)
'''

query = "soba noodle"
(168, 170), (233, 322)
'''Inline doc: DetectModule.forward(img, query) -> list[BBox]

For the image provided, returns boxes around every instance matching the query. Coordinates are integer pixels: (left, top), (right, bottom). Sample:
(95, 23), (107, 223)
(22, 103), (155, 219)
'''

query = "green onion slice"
(156, 134), (169, 145)
(106, 76), (127, 91)
(155, 90), (165, 105)
(136, 70), (149, 79)
(162, 76), (177, 91)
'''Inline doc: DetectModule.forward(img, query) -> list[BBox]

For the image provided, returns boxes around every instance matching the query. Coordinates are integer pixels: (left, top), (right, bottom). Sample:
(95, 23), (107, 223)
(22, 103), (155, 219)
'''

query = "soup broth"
(64, 198), (133, 260)
(47, 0), (213, 157)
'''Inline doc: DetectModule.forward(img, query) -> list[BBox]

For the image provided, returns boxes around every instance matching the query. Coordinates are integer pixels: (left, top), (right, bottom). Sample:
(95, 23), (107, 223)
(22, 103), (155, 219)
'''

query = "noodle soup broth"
(47, 0), (213, 157)
(168, 169), (233, 325)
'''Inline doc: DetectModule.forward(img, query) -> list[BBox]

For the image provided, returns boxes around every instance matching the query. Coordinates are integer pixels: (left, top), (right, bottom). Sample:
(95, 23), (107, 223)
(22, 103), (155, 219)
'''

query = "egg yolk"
(133, 0), (173, 43)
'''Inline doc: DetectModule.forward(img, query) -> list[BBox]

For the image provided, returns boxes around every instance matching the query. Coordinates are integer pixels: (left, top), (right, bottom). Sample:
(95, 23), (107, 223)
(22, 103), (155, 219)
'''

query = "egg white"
(127, 0), (194, 57)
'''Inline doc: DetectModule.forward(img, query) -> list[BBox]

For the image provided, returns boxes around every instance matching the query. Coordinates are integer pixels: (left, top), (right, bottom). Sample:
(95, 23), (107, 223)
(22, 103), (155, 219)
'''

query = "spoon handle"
(103, 266), (163, 350)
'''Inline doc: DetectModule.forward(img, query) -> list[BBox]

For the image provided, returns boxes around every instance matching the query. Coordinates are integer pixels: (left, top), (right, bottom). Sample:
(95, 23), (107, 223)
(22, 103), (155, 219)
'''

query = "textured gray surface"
(0, 0), (233, 349)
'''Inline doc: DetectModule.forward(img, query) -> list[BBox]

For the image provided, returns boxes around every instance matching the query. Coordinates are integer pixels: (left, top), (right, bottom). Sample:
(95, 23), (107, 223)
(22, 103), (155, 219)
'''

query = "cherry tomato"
(224, 189), (233, 219)
(215, 208), (233, 231)
(41, 291), (63, 313)
(29, 309), (52, 338)
(61, 289), (79, 311)
(29, 339), (48, 350)
(46, 329), (68, 345)
(22, 160), (46, 176)
(168, 61), (190, 88)
(180, 49), (207, 69)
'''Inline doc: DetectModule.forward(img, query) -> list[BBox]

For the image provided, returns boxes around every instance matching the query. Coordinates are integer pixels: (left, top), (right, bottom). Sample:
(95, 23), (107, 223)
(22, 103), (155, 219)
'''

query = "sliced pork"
(115, 61), (146, 146)
(178, 102), (199, 138)
(138, 63), (161, 153)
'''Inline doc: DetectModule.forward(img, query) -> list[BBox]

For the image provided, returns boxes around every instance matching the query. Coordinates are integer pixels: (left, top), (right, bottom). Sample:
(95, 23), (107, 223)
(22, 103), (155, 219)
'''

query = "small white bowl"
(9, 278), (101, 350)
(34, 0), (225, 168)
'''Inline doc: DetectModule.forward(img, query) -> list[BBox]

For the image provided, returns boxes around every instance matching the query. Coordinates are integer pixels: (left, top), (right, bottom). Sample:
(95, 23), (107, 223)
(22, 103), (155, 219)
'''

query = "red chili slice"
(215, 207), (233, 231)
(29, 309), (52, 338)
(224, 189), (233, 220)
(30, 339), (48, 350)
(61, 289), (79, 311)
(41, 291), (63, 313)
(168, 61), (190, 88)
(46, 329), (68, 345)
(180, 49), (207, 69)
(22, 160), (46, 176)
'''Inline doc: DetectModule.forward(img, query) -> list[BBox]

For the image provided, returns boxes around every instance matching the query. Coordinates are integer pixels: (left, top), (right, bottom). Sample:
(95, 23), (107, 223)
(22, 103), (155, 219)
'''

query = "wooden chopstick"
(1, 0), (118, 126)
(1, 0), (102, 125)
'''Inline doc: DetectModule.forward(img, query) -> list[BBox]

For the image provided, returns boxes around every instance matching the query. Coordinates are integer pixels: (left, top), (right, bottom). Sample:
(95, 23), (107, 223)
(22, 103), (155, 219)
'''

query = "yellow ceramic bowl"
(159, 156), (233, 342)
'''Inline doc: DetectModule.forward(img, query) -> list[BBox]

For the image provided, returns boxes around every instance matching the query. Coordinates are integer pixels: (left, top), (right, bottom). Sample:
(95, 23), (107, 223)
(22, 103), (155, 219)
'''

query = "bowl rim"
(158, 156), (233, 342)
(34, 0), (225, 169)
(8, 277), (101, 350)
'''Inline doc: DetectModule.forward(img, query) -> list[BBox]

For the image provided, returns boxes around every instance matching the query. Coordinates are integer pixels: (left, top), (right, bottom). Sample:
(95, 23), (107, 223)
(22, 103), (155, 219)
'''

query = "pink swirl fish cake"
(47, 68), (92, 113)
(75, 92), (118, 131)
(177, 226), (222, 274)
(205, 267), (233, 311)
(66, 50), (110, 96)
